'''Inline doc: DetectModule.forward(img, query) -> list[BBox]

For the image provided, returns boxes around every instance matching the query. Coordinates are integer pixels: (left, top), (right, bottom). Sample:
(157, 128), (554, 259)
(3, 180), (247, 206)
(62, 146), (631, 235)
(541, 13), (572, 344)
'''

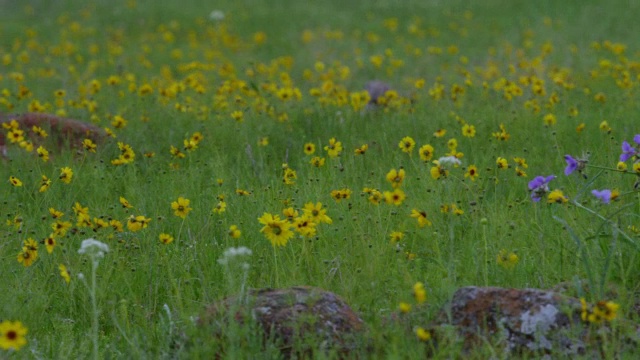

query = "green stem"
(273, 246), (280, 287)
(483, 223), (488, 286)
(91, 259), (99, 360)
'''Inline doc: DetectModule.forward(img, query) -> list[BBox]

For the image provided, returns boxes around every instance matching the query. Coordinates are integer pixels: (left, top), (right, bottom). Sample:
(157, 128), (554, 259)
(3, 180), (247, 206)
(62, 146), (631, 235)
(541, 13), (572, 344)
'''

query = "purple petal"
(620, 140), (637, 162)
(634, 134), (640, 145)
(564, 155), (578, 175)
(544, 175), (556, 183)
(528, 176), (544, 190)
(591, 189), (612, 204)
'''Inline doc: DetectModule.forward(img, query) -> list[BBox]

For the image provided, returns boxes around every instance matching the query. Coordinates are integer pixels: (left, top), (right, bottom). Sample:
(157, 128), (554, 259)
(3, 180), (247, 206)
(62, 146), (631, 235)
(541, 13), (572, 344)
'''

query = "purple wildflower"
(619, 141), (637, 162)
(591, 189), (612, 204)
(564, 155), (578, 175)
(528, 175), (556, 202)
(634, 134), (640, 145)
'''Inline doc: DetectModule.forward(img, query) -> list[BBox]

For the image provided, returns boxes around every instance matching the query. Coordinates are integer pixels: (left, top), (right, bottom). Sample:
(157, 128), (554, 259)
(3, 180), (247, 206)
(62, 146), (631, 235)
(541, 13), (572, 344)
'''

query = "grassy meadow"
(1, 0), (640, 357)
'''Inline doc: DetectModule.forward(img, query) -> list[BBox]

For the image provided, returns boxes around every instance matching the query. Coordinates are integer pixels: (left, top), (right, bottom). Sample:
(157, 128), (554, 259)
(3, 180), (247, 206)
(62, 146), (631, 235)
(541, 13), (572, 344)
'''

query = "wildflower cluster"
(580, 298), (620, 324)
(397, 282), (431, 342)
(258, 202), (332, 247)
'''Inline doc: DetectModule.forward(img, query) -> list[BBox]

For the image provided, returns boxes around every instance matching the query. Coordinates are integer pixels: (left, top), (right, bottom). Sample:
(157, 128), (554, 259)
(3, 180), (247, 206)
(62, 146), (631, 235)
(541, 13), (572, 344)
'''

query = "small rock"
(439, 286), (586, 355)
(199, 286), (366, 358)
(0, 112), (106, 157)
(365, 80), (391, 105)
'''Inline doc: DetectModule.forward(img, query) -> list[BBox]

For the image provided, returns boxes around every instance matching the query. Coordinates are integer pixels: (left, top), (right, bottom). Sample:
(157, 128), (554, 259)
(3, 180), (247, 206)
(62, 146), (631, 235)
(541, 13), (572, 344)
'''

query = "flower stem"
(91, 259), (99, 360)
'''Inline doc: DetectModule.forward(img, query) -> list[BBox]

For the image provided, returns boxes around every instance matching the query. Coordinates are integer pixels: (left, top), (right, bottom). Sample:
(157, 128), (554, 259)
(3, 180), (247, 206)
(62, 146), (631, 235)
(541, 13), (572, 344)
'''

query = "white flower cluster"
(78, 238), (110, 259)
(438, 155), (462, 166)
(209, 10), (225, 21)
(217, 246), (252, 265)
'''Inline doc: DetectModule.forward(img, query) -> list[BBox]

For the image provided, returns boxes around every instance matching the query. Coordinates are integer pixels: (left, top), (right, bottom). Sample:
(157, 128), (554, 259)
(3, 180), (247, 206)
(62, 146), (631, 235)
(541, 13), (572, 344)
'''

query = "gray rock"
(199, 286), (367, 358)
(440, 286), (586, 355)
(365, 80), (391, 105)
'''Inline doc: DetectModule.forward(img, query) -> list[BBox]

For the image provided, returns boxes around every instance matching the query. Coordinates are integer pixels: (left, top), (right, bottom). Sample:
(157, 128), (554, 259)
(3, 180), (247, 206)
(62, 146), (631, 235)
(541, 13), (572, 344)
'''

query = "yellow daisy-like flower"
(37, 146), (49, 162)
(8, 128), (24, 143)
(258, 212), (294, 247)
(418, 144), (435, 162)
(127, 215), (151, 232)
(159, 233), (174, 245)
(354, 144), (368, 155)
(543, 113), (556, 126)
(462, 124), (476, 137)
(119, 196), (133, 209)
(83, 138), (97, 152)
(330, 188), (352, 202)
(433, 129), (447, 138)
(303, 142), (316, 155)
(171, 197), (192, 218)
(324, 138), (343, 158)
(9, 176), (22, 187)
(49, 208), (64, 219)
(44, 235), (56, 254)
(617, 161), (628, 171)
(212, 201), (227, 214)
(465, 165), (479, 181)
(398, 302), (412, 313)
(52, 220), (72, 236)
(386, 168), (405, 188)
(231, 110), (244, 122)
(39, 175), (51, 193)
(302, 202), (332, 224)
(59, 264), (71, 284)
(17, 247), (37, 267)
(228, 225), (241, 239)
(59, 167), (73, 184)
(410, 209), (432, 227)
(496, 249), (519, 269)
(0, 320), (28, 351)
(293, 216), (317, 238)
(496, 157), (508, 169)
(547, 189), (568, 204)
(31, 125), (47, 138)
(415, 327), (431, 342)
(413, 282), (427, 304)
(399, 136), (416, 153)
(430, 162), (448, 180)
(513, 157), (528, 168)
(364, 188), (383, 205)
(390, 231), (404, 243)
(310, 156), (325, 167)
(384, 188), (406, 206)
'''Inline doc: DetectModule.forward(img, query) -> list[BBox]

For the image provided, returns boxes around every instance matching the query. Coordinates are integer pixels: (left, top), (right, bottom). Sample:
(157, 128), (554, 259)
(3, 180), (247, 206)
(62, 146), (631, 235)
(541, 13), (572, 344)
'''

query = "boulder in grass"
(0, 112), (106, 157)
(199, 286), (367, 358)
(439, 286), (588, 356)
(365, 80), (391, 105)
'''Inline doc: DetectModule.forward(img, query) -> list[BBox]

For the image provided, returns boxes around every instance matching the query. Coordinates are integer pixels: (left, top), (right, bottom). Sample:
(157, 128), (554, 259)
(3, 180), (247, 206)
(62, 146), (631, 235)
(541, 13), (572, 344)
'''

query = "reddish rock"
(199, 286), (367, 358)
(0, 112), (106, 157)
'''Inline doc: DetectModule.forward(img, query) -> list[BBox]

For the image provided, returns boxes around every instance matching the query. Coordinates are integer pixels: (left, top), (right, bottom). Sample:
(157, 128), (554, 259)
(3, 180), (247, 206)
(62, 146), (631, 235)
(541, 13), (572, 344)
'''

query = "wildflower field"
(1, 0), (640, 358)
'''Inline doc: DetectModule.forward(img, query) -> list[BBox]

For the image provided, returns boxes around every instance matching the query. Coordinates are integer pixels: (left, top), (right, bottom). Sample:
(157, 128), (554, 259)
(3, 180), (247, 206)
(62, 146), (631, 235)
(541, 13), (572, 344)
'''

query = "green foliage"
(1, 0), (639, 357)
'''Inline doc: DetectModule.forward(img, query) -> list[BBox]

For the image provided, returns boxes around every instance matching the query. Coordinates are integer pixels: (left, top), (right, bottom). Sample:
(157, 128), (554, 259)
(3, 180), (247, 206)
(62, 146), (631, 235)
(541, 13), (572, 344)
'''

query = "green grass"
(1, 0), (639, 358)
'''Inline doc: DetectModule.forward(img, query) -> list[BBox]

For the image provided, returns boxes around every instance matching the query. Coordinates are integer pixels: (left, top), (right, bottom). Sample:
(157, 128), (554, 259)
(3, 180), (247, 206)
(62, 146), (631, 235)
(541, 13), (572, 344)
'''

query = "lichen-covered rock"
(199, 286), (366, 358)
(440, 286), (586, 355)
(0, 112), (106, 157)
